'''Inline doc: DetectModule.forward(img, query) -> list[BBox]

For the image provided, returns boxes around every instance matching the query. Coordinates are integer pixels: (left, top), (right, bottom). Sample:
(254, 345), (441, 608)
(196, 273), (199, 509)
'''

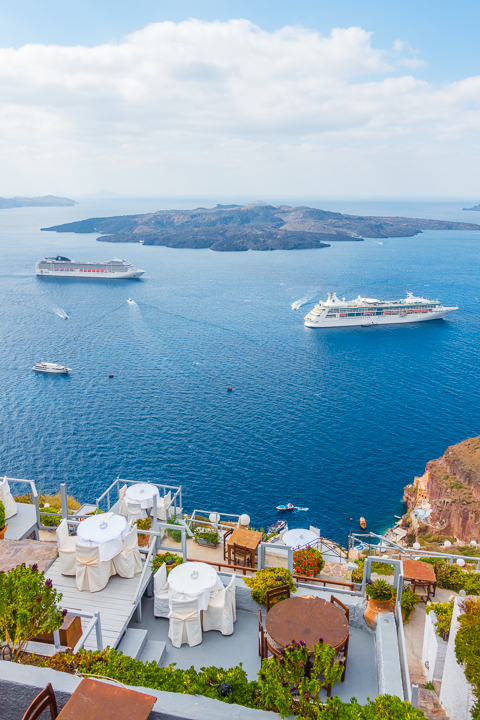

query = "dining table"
(167, 560), (224, 611)
(76, 511), (128, 562)
(265, 596), (349, 651)
(402, 559), (437, 598)
(227, 528), (263, 566)
(282, 528), (320, 550)
(56, 678), (156, 720)
(125, 482), (160, 510)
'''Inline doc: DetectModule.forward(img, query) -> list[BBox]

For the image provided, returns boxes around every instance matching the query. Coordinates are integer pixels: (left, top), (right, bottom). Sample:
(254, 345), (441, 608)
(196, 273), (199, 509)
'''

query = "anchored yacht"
(33, 362), (71, 374)
(304, 292), (458, 328)
(35, 256), (144, 279)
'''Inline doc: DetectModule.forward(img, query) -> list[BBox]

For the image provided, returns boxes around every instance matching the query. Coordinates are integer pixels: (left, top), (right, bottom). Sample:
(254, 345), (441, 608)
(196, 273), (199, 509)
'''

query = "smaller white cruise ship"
(33, 362), (71, 374)
(35, 256), (144, 279)
(304, 292), (457, 328)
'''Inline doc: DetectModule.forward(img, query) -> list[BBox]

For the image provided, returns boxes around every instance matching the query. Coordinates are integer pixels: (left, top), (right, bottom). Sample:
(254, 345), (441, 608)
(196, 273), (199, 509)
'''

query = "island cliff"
(404, 436), (480, 543)
(0, 195), (76, 209)
(41, 203), (480, 252)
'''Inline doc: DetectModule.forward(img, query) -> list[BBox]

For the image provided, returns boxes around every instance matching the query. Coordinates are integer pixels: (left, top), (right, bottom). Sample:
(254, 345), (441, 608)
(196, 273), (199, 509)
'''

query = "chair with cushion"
(76, 543), (115, 592)
(223, 527), (233, 561)
(21, 682), (58, 720)
(56, 518), (77, 576)
(113, 526), (143, 578)
(126, 500), (146, 525)
(233, 543), (251, 567)
(265, 584), (290, 613)
(157, 491), (172, 521)
(116, 484), (129, 517)
(309, 526), (321, 537)
(203, 574), (236, 635)
(168, 598), (202, 648)
(154, 563), (170, 619)
(0, 476), (17, 520)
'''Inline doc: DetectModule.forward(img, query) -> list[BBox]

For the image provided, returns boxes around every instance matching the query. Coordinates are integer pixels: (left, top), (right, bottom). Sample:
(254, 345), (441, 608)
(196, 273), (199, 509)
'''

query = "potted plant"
(194, 527), (219, 548)
(364, 579), (394, 628)
(244, 567), (296, 605)
(152, 551), (183, 574)
(136, 517), (153, 547)
(0, 500), (6, 540)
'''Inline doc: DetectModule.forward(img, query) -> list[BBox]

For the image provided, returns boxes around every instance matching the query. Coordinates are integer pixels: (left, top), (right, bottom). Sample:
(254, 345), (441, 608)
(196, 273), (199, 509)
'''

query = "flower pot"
(197, 537), (218, 548)
(138, 533), (151, 548)
(364, 596), (394, 629)
(0, 525), (7, 540)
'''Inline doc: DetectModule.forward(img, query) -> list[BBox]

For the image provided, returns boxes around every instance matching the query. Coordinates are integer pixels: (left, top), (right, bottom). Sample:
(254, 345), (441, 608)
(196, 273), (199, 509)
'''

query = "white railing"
(95, 477), (182, 519)
(4, 476), (42, 533)
(186, 509), (241, 536)
(72, 610), (103, 653)
(132, 522), (188, 606)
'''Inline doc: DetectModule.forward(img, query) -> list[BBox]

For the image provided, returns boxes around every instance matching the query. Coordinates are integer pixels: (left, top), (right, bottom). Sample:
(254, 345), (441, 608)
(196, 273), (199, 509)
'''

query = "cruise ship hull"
(305, 308), (455, 328)
(36, 269), (144, 279)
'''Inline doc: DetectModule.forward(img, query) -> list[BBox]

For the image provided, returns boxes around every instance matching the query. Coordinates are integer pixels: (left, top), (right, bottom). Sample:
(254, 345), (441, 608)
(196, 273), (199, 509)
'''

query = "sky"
(0, 0), (479, 199)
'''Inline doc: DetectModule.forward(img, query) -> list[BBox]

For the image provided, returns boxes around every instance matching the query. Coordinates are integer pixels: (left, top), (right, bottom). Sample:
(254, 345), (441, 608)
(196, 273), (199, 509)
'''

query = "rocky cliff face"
(404, 436), (480, 542)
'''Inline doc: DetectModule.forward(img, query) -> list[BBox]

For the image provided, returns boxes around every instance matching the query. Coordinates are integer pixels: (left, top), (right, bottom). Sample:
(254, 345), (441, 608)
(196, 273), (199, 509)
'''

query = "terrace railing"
(186, 509), (241, 537)
(72, 610), (103, 653)
(349, 530), (480, 570)
(95, 477), (182, 519)
(4, 476), (41, 534)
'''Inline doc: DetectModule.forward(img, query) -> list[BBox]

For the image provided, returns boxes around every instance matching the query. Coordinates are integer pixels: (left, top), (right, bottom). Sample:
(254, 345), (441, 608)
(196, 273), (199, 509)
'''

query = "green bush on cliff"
(455, 598), (480, 720)
(420, 558), (480, 594)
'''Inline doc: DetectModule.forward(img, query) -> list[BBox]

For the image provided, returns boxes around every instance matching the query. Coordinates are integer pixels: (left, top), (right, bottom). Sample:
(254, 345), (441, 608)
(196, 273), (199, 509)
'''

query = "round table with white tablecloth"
(125, 483), (160, 509)
(167, 561), (224, 611)
(282, 528), (320, 551)
(76, 512), (128, 562)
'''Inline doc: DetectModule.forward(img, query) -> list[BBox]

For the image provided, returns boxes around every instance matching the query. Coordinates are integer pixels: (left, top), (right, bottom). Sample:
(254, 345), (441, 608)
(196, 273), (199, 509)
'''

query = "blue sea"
(1, 198), (480, 544)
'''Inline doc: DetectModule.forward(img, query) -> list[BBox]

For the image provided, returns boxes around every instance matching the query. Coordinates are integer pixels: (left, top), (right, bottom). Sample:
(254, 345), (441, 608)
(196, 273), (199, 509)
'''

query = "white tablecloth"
(125, 483), (160, 509)
(282, 528), (319, 550)
(167, 561), (223, 611)
(76, 512), (128, 562)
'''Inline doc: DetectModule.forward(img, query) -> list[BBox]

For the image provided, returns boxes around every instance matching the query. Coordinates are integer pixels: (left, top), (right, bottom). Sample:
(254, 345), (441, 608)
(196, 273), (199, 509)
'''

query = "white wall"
(439, 598), (475, 720)
(422, 609), (447, 683)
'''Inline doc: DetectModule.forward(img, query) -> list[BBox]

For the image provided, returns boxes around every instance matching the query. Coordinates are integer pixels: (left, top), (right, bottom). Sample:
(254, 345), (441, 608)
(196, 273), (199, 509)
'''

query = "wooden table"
(402, 559), (437, 598)
(57, 679), (156, 720)
(265, 596), (349, 651)
(227, 528), (262, 566)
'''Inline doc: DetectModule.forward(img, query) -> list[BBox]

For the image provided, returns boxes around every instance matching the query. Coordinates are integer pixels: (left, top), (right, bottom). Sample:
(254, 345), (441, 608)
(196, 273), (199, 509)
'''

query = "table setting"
(167, 561), (224, 611)
(76, 511), (128, 562)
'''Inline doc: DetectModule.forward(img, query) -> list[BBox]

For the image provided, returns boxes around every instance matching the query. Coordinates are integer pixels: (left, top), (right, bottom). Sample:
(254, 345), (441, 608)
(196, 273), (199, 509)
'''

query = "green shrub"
(426, 601), (454, 640)
(366, 579), (393, 601)
(151, 551), (183, 574)
(0, 565), (65, 657)
(244, 567), (296, 605)
(40, 508), (62, 527)
(351, 557), (394, 583)
(400, 585), (419, 622)
(293, 547), (324, 577)
(0, 499), (5, 531)
(420, 558), (480, 594)
(194, 527), (219, 546)
(166, 514), (183, 543)
(455, 597), (480, 720)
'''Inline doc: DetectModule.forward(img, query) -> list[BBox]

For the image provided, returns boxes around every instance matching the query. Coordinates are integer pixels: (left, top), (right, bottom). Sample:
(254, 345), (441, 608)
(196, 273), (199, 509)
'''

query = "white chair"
(154, 563), (170, 618)
(112, 526), (143, 578)
(309, 526), (320, 537)
(157, 491), (172, 521)
(202, 574), (236, 635)
(76, 543), (115, 592)
(0, 477), (17, 520)
(168, 598), (202, 648)
(117, 484), (129, 518)
(126, 501), (146, 525)
(56, 518), (77, 576)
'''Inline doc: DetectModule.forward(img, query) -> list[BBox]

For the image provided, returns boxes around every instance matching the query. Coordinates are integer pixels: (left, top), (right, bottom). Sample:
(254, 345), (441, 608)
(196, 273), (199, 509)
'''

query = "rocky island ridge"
(0, 195), (77, 209)
(41, 203), (480, 252)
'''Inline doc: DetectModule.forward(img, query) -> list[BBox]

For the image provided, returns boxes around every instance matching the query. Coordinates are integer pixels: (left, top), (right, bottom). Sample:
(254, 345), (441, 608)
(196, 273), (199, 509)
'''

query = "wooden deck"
(48, 558), (150, 651)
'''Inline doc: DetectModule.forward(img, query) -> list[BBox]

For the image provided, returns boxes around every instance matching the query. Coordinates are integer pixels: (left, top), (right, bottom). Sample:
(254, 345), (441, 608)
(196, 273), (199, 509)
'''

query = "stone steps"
(417, 688), (449, 720)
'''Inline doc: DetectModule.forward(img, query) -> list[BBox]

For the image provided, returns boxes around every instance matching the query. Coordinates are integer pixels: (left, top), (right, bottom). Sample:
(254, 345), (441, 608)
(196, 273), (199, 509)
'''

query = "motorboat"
(32, 362), (71, 374)
(127, 298), (135, 304)
(268, 520), (288, 534)
(276, 503), (294, 512)
(359, 516), (367, 529)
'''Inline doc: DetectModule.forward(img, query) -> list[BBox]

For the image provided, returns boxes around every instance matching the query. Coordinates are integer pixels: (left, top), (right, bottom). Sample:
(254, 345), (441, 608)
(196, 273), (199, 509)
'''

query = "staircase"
(417, 688), (449, 720)
(117, 628), (166, 666)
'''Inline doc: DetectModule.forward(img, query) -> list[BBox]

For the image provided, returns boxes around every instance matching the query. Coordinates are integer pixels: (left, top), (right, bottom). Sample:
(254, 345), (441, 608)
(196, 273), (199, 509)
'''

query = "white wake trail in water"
(53, 307), (68, 319)
(293, 506), (309, 511)
(291, 297), (310, 310)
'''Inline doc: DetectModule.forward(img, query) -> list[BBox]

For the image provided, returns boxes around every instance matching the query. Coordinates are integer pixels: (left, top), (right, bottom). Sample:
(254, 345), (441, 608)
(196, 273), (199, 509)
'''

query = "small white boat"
(276, 503), (294, 512)
(33, 362), (71, 374)
(127, 298), (135, 304)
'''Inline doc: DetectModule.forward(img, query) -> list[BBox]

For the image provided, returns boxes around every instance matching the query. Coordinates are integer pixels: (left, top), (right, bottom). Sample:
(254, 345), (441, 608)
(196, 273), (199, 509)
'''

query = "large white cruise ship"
(304, 292), (457, 328)
(35, 256), (144, 279)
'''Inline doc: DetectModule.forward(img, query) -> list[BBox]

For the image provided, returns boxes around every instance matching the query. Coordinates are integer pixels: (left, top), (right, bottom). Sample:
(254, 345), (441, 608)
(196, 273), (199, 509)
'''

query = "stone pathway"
(0, 539), (58, 573)
(417, 689), (449, 720)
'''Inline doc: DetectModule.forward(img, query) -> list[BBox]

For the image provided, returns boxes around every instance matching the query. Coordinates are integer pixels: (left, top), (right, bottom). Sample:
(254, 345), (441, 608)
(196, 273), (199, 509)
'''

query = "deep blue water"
(1, 198), (480, 544)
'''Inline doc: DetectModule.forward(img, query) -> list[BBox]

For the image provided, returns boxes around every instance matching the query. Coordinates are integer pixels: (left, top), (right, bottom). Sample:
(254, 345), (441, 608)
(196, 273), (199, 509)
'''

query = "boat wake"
(291, 296), (311, 310)
(53, 307), (68, 319)
(293, 506), (309, 511)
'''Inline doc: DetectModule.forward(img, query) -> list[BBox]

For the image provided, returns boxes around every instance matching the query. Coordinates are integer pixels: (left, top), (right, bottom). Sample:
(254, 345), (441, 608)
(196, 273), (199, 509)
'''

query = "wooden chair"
(265, 635), (283, 659)
(413, 579), (433, 604)
(232, 543), (251, 567)
(265, 584), (290, 613)
(258, 609), (266, 659)
(21, 683), (58, 720)
(330, 594), (350, 621)
(223, 527), (233, 561)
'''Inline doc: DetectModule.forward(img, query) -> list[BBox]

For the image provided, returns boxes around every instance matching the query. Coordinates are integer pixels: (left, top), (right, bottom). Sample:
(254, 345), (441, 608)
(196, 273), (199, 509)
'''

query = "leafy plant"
(366, 579), (393, 602)
(166, 514), (183, 543)
(420, 558), (480, 595)
(392, 585), (419, 622)
(293, 547), (324, 577)
(151, 551), (183, 574)
(13, 493), (33, 504)
(0, 565), (65, 657)
(257, 640), (343, 718)
(243, 567), (296, 605)
(351, 557), (394, 583)
(136, 517), (153, 531)
(194, 527), (219, 546)
(0, 499), (5, 531)
(40, 508), (62, 527)
(424, 681), (435, 691)
(426, 601), (454, 641)
(455, 597), (480, 720)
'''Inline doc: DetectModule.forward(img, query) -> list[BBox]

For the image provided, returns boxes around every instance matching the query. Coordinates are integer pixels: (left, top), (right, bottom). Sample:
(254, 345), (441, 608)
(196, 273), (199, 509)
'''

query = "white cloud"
(0, 19), (478, 196)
